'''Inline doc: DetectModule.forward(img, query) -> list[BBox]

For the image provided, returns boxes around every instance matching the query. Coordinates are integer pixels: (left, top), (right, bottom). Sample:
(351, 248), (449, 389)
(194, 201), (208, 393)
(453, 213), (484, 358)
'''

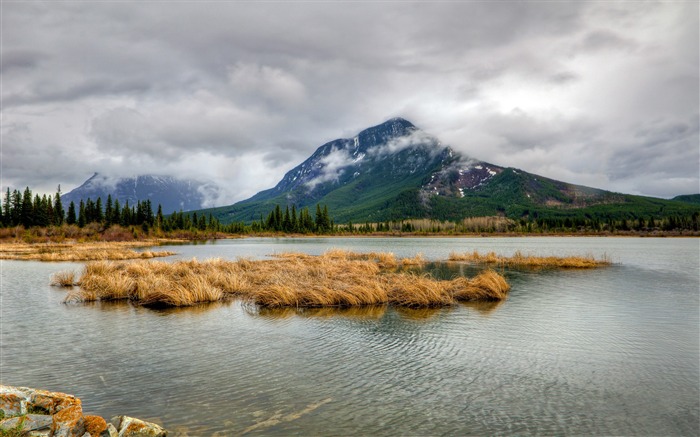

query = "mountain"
(62, 173), (221, 213)
(202, 118), (699, 224)
(672, 194), (700, 205)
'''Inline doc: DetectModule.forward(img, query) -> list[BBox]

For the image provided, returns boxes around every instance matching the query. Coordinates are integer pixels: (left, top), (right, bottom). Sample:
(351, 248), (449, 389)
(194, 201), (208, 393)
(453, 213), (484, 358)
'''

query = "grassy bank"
(0, 241), (176, 261)
(448, 250), (611, 268)
(55, 251), (510, 308)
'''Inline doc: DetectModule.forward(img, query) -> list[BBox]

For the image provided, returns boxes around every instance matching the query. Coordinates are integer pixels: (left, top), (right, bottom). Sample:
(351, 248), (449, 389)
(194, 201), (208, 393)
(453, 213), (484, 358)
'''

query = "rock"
(1, 386), (166, 437)
(0, 413), (53, 432)
(51, 405), (85, 437)
(84, 414), (108, 436)
(111, 415), (167, 437)
(101, 422), (119, 437)
(0, 385), (31, 416)
(30, 387), (82, 414)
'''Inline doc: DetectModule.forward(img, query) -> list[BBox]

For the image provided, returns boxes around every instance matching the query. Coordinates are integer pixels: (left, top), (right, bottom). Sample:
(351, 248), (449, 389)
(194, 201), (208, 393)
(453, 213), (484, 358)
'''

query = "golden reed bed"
(448, 250), (611, 268)
(53, 250), (510, 308)
(0, 241), (175, 261)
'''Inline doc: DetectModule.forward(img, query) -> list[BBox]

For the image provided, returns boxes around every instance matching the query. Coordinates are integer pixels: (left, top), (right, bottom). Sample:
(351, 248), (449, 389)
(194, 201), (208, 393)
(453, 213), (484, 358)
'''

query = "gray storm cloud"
(1, 1), (697, 201)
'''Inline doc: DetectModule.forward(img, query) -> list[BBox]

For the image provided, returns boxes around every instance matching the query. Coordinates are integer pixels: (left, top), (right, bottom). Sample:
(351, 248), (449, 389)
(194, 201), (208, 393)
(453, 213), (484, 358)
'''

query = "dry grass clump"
(0, 241), (175, 261)
(448, 250), (611, 268)
(50, 270), (77, 287)
(58, 250), (510, 308)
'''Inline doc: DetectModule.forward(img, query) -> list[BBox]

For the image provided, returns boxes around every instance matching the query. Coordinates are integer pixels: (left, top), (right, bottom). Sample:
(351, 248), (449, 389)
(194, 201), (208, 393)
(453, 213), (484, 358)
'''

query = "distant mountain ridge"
(62, 173), (220, 213)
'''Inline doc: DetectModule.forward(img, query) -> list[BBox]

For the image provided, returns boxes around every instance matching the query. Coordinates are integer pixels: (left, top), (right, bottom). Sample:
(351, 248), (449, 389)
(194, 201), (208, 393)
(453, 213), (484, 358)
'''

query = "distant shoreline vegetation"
(1, 186), (698, 243)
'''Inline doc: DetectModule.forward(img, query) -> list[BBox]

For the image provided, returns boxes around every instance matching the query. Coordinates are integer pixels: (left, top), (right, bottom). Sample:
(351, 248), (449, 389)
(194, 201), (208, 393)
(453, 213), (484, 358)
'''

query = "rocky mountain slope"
(62, 173), (220, 213)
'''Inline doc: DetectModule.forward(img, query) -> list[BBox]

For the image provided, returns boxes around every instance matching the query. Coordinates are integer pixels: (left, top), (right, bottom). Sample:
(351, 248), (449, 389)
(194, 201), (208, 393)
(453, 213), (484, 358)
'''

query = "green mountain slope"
(673, 194), (700, 205)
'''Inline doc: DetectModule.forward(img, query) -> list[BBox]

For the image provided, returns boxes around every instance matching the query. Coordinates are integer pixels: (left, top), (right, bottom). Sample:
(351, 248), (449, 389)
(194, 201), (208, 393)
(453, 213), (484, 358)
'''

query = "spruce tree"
(53, 185), (64, 226)
(2, 188), (10, 226)
(112, 199), (121, 225)
(105, 195), (114, 226)
(20, 187), (33, 228)
(11, 189), (22, 226)
(283, 206), (291, 232)
(32, 195), (46, 227)
(66, 201), (77, 225)
(78, 200), (86, 227)
(95, 197), (104, 223)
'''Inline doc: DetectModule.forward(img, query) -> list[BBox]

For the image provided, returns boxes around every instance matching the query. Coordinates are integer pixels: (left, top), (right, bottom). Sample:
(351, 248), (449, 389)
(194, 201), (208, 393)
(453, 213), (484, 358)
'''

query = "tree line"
(0, 186), (337, 235)
(2, 185), (697, 236)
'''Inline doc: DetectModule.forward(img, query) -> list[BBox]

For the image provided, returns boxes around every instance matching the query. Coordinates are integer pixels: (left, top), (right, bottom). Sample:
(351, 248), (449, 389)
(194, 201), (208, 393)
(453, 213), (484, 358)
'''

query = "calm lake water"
(1, 237), (698, 436)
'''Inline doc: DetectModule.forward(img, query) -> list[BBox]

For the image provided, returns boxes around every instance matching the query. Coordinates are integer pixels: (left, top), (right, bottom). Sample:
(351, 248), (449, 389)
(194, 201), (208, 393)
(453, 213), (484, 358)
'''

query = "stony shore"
(0, 385), (166, 437)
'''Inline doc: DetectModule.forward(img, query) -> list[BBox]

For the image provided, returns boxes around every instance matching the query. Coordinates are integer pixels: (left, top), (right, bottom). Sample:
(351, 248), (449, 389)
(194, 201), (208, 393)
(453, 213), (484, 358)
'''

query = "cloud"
(227, 63), (307, 109)
(367, 130), (441, 158)
(1, 1), (697, 201)
(305, 147), (354, 190)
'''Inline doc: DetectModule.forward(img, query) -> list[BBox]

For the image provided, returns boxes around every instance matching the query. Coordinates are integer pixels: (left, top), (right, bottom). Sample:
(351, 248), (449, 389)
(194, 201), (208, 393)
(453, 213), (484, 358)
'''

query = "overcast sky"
(2, 1), (698, 204)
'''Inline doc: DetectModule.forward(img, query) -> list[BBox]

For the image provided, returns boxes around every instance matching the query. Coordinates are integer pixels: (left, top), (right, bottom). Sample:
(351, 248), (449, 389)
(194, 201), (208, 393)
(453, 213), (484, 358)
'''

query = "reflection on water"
(1, 237), (698, 436)
(392, 306), (447, 320)
(459, 298), (505, 315)
(248, 304), (389, 320)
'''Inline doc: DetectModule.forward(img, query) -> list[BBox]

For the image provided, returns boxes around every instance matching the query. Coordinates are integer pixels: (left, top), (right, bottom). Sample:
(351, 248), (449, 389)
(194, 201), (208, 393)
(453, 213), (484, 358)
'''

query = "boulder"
(101, 422), (119, 437)
(84, 415), (108, 436)
(30, 387), (82, 414)
(51, 404), (85, 437)
(0, 413), (53, 433)
(0, 385), (31, 416)
(111, 416), (167, 437)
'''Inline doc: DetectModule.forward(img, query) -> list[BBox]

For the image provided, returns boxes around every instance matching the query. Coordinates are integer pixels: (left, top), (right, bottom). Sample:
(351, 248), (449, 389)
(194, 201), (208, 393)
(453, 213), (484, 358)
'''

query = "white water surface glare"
(1, 237), (698, 435)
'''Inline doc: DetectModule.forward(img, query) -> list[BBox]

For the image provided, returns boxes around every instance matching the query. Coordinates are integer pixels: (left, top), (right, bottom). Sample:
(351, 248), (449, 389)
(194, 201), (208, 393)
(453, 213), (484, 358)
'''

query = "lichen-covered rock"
(0, 385), (31, 416)
(101, 422), (119, 437)
(84, 414), (108, 436)
(30, 387), (81, 414)
(51, 404), (85, 437)
(0, 413), (53, 433)
(111, 416), (167, 437)
(1, 386), (166, 437)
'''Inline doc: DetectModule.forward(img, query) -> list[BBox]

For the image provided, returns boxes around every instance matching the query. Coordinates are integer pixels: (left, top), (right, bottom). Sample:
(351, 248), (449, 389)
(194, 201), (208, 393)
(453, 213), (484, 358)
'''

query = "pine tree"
(78, 200), (86, 227)
(145, 200), (154, 225)
(274, 205), (282, 231)
(20, 187), (33, 228)
(32, 195), (46, 227)
(315, 204), (323, 232)
(46, 195), (55, 226)
(156, 205), (164, 229)
(291, 205), (298, 232)
(95, 197), (104, 223)
(2, 188), (11, 226)
(112, 199), (121, 225)
(105, 195), (114, 226)
(11, 189), (22, 226)
(66, 201), (77, 225)
(53, 185), (64, 226)
(282, 206), (291, 232)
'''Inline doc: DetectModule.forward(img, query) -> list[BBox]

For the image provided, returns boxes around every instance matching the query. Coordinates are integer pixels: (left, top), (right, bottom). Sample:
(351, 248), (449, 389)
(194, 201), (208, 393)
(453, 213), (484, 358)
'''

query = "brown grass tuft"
(63, 250), (512, 308)
(50, 270), (77, 287)
(0, 241), (175, 261)
(448, 250), (611, 268)
(449, 270), (511, 301)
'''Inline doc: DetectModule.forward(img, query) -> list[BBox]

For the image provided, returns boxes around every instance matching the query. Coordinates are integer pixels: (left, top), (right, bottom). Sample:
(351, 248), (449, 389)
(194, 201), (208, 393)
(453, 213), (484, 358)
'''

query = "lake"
(1, 237), (698, 435)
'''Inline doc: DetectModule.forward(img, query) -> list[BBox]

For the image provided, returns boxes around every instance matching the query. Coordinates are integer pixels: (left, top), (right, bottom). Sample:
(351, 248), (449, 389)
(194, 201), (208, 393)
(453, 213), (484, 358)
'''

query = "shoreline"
(0, 232), (695, 261)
